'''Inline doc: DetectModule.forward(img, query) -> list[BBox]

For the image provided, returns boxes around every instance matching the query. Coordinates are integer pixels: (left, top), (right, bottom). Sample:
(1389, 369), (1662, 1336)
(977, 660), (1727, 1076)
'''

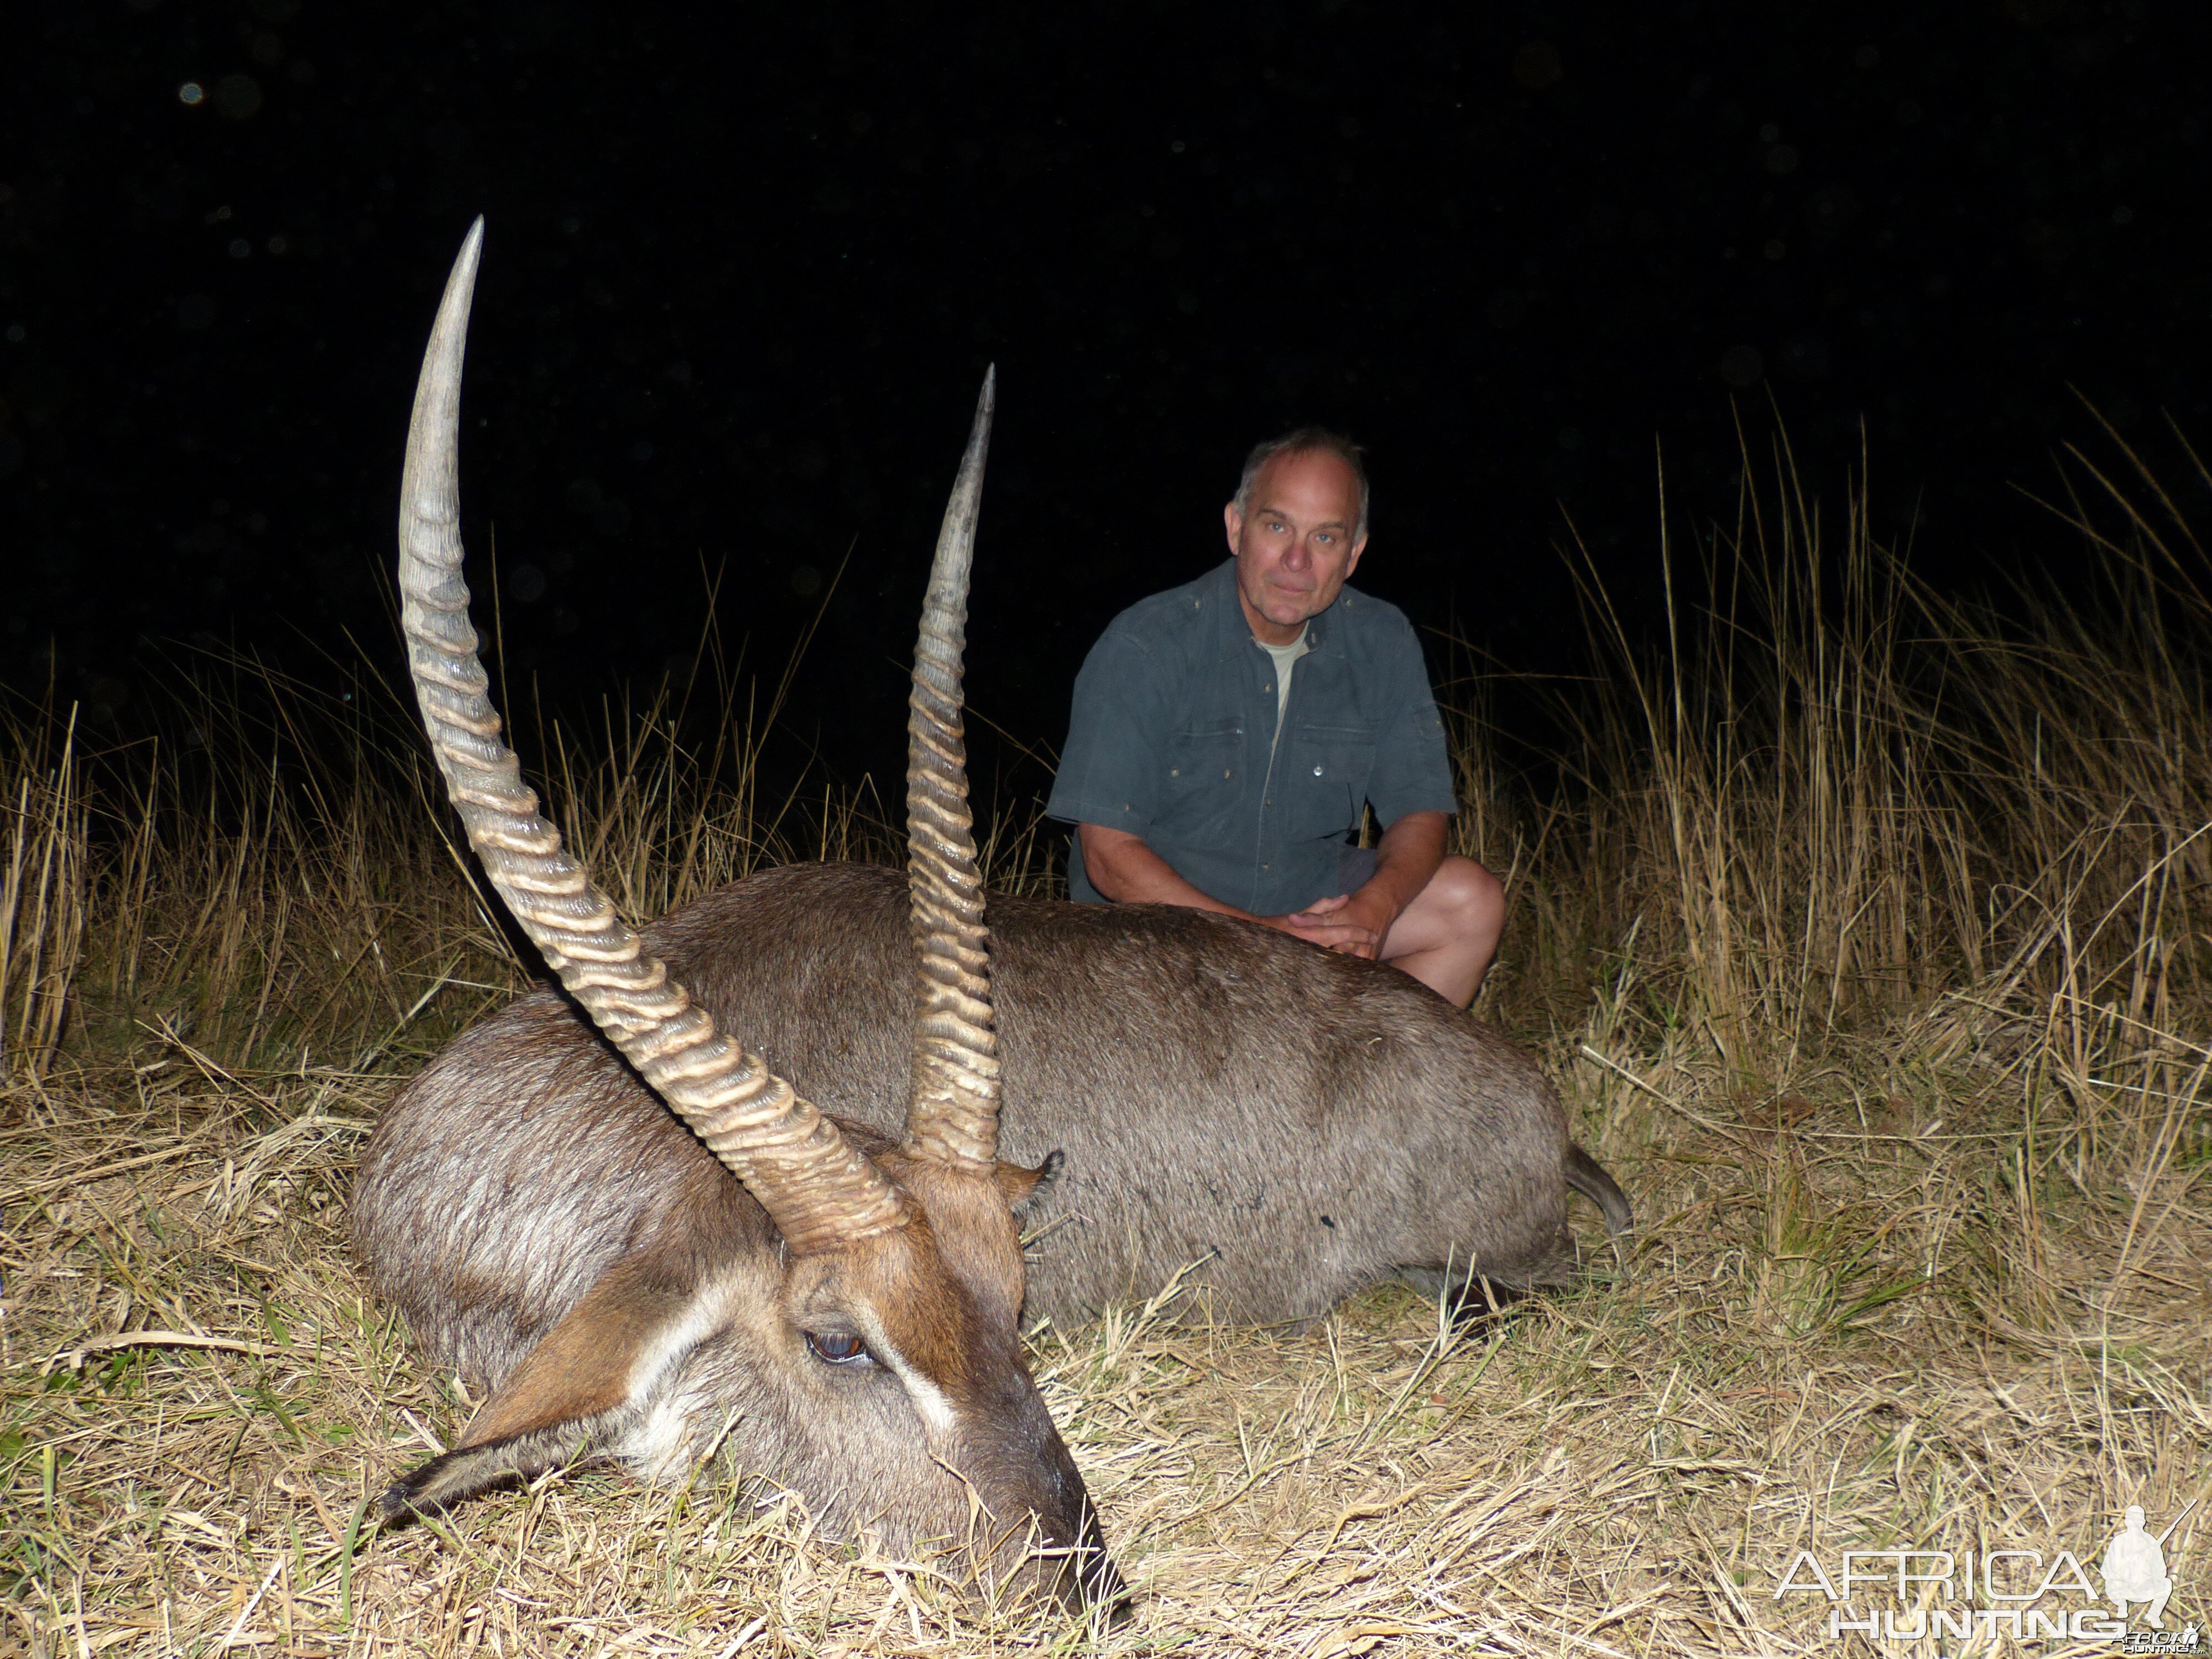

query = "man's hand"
(1261, 813), (1449, 961)
(1270, 887), (1401, 959)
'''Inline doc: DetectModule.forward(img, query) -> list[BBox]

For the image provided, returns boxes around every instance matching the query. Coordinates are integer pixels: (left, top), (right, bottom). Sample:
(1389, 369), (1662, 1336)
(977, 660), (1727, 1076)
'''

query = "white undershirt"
(1260, 626), (1312, 753)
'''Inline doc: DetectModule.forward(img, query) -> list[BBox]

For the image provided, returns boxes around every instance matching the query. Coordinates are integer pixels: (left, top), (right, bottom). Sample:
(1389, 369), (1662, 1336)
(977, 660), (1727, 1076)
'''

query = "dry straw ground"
(4, 430), (2208, 1655)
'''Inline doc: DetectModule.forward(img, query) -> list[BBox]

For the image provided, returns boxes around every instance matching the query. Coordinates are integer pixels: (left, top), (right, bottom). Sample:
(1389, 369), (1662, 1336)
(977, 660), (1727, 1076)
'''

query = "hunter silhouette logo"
(2103, 1505), (2185, 1632)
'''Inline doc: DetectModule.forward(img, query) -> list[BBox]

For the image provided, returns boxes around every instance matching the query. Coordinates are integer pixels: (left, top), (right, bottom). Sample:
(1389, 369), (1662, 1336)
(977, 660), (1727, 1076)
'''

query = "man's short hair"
(1233, 426), (1370, 541)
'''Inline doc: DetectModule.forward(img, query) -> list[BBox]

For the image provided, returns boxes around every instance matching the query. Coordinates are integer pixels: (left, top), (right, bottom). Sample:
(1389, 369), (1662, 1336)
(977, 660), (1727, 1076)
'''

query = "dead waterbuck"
(352, 221), (1119, 1607)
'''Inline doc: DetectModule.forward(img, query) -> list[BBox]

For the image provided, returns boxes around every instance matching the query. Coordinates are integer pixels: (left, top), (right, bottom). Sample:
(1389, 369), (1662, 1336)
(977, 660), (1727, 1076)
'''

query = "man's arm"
(1084, 811), (1451, 956)
(1080, 823), (1339, 935)
(1282, 809), (1448, 958)
(1078, 823), (1256, 919)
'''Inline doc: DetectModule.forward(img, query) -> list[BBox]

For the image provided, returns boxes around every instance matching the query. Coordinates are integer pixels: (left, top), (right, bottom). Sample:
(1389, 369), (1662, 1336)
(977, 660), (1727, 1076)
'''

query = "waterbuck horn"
(397, 218), (909, 1257)
(900, 371), (1002, 1173)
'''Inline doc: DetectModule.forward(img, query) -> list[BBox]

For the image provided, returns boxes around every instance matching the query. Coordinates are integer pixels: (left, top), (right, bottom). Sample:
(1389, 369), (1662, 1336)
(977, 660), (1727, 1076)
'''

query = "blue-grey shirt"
(1047, 559), (1457, 913)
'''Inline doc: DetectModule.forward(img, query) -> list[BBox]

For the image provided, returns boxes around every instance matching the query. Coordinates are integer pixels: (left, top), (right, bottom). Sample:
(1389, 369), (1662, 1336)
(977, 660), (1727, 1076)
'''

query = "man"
(1046, 427), (1504, 1007)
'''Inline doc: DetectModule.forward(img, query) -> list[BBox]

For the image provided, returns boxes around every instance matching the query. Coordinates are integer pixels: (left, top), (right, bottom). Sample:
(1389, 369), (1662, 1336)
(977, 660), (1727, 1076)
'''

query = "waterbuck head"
(386, 220), (1118, 1607)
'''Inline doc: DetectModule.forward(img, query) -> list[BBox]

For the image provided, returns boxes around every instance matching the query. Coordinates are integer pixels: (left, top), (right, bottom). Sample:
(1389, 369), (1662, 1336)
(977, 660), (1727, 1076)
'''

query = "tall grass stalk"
(1, 704), (87, 1077)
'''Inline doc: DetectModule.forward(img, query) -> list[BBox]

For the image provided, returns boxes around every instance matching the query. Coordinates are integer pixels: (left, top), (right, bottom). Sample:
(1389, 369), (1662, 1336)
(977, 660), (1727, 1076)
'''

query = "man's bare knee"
(1424, 857), (1503, 937)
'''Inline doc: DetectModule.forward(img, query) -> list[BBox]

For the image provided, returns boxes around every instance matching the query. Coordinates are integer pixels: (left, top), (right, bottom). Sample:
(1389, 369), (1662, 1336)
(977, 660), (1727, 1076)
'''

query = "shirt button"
(1170, 767), (1179, 776)
(1224, 768), (1233, 779)
(1313, 764), (1324, 775)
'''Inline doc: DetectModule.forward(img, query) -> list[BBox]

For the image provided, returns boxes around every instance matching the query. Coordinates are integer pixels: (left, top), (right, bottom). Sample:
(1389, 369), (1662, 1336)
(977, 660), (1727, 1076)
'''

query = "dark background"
(5, 0), (2204, 807)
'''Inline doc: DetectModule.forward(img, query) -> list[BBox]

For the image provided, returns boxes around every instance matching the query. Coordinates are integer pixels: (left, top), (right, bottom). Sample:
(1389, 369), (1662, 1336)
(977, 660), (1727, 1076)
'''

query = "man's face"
(1224, 448), (1368, 646)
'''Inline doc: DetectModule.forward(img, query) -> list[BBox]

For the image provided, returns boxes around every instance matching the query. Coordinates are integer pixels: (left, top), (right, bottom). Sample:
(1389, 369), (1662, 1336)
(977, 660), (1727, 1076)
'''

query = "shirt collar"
(1204, 557), (1342, 661)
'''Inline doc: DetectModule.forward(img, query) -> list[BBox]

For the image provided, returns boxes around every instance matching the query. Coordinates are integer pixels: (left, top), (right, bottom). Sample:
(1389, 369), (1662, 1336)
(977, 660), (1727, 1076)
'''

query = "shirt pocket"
(1284, 719), (1377, 839)
(1160, 717), (1246, 841)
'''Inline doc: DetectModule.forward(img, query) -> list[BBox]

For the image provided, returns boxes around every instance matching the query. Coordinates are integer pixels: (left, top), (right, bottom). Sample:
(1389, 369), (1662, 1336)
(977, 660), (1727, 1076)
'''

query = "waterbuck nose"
(1029, 1416), (1123, 1610)
(1072, 1494), (1128, 1614)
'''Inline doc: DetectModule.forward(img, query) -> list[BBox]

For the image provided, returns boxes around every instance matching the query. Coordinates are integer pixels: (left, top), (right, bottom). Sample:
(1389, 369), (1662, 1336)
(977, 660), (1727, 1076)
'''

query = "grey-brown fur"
(356, 862), (1628, 1348)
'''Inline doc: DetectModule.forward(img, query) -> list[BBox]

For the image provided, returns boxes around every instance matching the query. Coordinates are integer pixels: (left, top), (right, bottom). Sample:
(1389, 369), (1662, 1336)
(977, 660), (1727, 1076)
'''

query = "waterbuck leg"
(382, 1247), (719, 1516)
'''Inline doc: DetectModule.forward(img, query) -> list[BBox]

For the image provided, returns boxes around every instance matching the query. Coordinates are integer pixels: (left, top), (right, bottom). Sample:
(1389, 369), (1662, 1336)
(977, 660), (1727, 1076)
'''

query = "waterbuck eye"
(806, 1331), (871, 1366)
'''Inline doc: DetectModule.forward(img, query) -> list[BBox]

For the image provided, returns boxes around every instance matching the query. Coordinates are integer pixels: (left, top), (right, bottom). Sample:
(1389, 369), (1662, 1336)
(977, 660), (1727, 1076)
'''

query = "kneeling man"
(1047, 427), (1504, 1007)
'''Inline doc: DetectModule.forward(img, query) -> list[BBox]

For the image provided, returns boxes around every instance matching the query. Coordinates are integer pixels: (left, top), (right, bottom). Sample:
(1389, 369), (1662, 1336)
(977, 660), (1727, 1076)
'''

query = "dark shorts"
(1322, 843), (1378, 906)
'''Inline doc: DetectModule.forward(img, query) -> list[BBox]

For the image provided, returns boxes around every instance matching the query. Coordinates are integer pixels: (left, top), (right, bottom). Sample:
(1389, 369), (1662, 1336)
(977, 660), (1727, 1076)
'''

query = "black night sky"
(6, 1), (2206, 804)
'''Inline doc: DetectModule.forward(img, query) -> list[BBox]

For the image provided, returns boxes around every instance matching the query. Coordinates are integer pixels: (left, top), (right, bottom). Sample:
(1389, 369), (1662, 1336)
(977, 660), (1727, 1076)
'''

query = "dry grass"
(4, 423), (2208, 1655)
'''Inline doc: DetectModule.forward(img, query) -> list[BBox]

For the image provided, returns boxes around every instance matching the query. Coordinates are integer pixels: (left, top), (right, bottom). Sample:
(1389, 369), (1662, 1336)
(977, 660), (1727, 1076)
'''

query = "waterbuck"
(352, 222), (1118, 1606)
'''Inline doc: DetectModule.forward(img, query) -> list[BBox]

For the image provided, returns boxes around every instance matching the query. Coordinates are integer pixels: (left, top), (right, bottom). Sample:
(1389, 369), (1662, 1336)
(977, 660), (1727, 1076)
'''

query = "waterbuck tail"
(1565, 1144), (1634, 1242)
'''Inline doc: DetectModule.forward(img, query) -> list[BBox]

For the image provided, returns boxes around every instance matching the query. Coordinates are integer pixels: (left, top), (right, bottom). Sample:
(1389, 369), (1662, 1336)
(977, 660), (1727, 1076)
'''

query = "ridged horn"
(397, 219), (909, 1258)
(901, 371), (1001, 1173)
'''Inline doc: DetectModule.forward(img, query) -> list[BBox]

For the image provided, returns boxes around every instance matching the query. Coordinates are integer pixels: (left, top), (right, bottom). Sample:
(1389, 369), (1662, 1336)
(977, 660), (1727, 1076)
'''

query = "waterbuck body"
(362, 862), (1627, 1331)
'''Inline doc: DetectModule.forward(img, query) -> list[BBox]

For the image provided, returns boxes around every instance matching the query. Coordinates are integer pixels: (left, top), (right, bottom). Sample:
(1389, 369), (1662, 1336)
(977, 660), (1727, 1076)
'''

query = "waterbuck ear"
(994, 1149), (1066, 1216)
(382, 1247), (709, 1517)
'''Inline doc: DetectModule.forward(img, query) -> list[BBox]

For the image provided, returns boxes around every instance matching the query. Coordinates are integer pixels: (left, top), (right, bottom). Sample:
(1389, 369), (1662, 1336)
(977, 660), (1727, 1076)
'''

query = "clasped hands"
(1264, 888), (1397, 959)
